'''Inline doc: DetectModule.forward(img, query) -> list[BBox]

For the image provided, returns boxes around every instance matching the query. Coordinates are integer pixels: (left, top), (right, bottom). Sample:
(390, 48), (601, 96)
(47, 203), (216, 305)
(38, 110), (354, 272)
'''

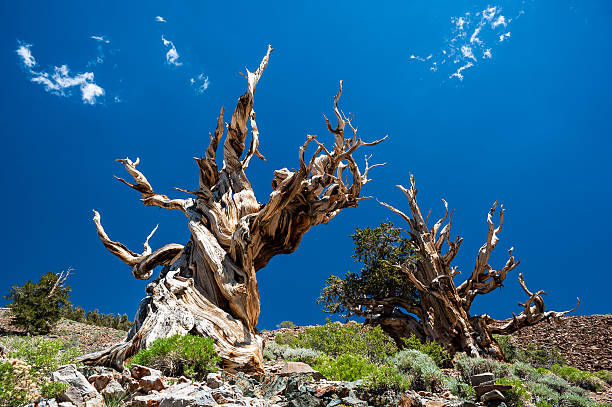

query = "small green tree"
(319, 221), (419, 345)
(4, 271), (71, 334)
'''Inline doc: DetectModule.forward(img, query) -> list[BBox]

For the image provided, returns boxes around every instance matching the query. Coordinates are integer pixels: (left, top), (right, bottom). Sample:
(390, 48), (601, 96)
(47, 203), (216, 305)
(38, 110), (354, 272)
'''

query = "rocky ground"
(1, 310), (611, 406)
(510, 315), (612, 372)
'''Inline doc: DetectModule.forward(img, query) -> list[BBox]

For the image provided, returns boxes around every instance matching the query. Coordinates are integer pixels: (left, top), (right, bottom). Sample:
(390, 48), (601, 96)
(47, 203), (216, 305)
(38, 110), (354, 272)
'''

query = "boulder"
(206, 372), (223, 389)
(140, 375), (167, 392)
(131, 364), (163, 380)
(473, 384), (512, 398)
(88, 373), (114, 391)
(127, 393), (163, 407)
(101, 379), (126, 398)
(470, 373), (495, 387)
(278, 362), (324, 380)
(480, 390), (506, 403)
(51, 364), (104, 407)
(159, 383), (217, 407)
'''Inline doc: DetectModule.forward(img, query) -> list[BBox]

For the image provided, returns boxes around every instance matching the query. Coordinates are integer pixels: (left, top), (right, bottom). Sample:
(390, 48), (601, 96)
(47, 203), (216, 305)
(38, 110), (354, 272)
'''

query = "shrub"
(312, 353), (377, 381)
(263, 341), (321, 363)
(443, 377), (476, 400)
(4, 272), (71, 334)
(494, 335), (565, 368)
(279, 321), (296, 329)
(364, 364), (411, 392)
(496, 377), (530, 407)
(390, 349), (444, 392)
(0, 358), (34, 407)
(453, 353), (511, 382)
(289, 321), (397, 364)
(130, 334), (220, 379)
(549, 364), (604, 391)
(595, 370), (612, 385)
(40, 381), (69, 399)
(2, 337), (80, 375)
(275, 331), (299, 347)
(402, 334), (450, 367)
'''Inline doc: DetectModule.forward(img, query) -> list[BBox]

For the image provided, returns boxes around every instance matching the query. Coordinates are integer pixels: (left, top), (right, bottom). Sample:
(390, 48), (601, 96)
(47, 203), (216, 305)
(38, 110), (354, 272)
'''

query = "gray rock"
(470, 373), (495, 387)
(128, 393), (163, 407)
(474, 383), (512, 397)
(51, 364), (104, 407)
(58, 403), (78, 407)
(158, 383), (218, 407)
(100, 379), (125, 398)
(278, 362), (324, 380)
(131, 364), (163, 380)
(206, 372), (223, 389)
(26, 400), (59, 407)
(340, 396), (366, 407)
(480, 390), (506, 403)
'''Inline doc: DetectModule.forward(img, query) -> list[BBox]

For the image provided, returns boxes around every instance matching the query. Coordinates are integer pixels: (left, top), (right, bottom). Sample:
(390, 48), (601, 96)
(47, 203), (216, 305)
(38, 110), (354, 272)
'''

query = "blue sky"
(1, 1), (610, 329)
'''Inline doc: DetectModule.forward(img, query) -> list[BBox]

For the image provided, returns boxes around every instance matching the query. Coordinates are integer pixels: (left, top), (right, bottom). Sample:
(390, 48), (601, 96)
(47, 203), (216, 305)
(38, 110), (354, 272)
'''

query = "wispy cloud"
(16, 41), (105, 105)
(16, 43), (36, 68)
(90, 35), (109, 44)
(409, 2), (527, 82)
(155, 16), (166, 23)
(161, 36), (181, 66)
(190, 73), (210, 93)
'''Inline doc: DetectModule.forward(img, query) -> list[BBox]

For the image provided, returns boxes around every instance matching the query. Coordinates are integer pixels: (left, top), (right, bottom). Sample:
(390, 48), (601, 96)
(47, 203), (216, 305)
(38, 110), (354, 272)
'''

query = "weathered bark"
(356, 174), (579, 359)
(79, 45), (386, 372)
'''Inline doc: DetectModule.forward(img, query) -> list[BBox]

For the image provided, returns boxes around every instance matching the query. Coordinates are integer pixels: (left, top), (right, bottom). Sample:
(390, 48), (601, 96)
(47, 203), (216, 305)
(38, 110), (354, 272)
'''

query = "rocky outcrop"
(50, 364), (104, 407)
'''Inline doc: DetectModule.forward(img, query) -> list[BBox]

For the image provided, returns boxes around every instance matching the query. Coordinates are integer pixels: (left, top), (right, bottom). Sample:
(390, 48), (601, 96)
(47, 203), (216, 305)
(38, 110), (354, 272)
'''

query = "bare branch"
(115, 157), (187, 212)
(47, 267), (73, 298)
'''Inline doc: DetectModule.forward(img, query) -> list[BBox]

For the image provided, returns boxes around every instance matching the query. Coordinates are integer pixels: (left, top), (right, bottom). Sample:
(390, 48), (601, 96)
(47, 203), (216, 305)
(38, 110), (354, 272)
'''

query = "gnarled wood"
(368, 174), (578, 359)
(80, 45), (385, 372)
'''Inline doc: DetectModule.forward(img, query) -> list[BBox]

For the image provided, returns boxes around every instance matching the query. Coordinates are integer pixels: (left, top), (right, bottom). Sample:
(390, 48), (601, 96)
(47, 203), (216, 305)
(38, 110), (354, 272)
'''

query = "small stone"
(206, 372), (223, 389)
(140, 375), (166, 392)
(480, 389), (506, 402)
(127, 393), (162, 407)
(278, 362), (324, 380)
(101, 379), (125, 398)
(423, 401), (446, 407)
(131, 364), (163, 380)
(340, 396), (366, 407)
(88, 374), (113, 391)
(470, 373), (495, 387)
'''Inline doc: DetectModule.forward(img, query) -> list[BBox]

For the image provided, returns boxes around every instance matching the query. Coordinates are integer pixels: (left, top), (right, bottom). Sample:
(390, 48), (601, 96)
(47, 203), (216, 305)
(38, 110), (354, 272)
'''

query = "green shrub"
(40, 381), (68, 399)
(494, 335), (565, 368)
(0, 358), (32, 407)
(4, 272), (71, 334)
(595, 370), (612, 385)
(263, 341), (321, 363)
(130, 334), (220, 379)
(496, 377), (530, 407)
(401, 334), (450, 367)
(312, 353), (377, 381)
(364, 364), (411, 392)
(290, 321), (397, 364)
(390, 349), (444, 392)
(454, 353), (511, 382)
(275, 331), (299, 347)
(443, 376), (476, 400)
(549, 364), (604, 391)
(1, 337), (80, 375)
(279, 320), (296, 329)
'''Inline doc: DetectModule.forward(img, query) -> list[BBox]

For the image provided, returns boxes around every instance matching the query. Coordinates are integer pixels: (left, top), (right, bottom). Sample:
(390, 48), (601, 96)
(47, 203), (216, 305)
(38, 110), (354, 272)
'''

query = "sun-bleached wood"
(367, 174), (579, 359)
(79, 45), (386, 372)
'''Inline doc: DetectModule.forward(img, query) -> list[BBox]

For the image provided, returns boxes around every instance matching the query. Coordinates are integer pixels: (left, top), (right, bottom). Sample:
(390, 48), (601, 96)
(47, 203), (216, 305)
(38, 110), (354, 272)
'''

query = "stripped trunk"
(79, 46), (386, 372)
(374, 175), (580, 359)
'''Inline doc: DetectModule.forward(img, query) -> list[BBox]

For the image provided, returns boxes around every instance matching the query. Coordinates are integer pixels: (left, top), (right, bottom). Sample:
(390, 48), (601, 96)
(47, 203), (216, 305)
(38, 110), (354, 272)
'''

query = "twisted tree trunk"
(79, 46), (386, 372)
(368, 175), (580, 359)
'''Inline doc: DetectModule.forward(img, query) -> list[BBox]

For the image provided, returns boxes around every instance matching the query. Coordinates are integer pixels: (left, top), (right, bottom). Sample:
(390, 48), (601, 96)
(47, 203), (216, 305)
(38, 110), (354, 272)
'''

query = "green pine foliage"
(319, 222), (418, 318)
(4, 272), (71, 334)
(61, 305), (132, 331)
(129, 334), (220, 379)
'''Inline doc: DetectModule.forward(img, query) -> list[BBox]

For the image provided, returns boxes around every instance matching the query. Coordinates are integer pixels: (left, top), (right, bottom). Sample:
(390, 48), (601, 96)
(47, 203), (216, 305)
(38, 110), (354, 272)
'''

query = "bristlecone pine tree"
(321, 175), (579, 360)
(79, 46), (386, 372)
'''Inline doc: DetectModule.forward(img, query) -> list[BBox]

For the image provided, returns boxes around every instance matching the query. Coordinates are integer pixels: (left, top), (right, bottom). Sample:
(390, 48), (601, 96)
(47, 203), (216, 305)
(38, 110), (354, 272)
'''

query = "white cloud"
(492, 15), (507, 29)
(16, 42), (105, 105)
(91, 35), (109, 43)
(450, 62), (474, 81)
(190, 73), (210, 93)
(161, 36), (181, 66)
(461, 45), (476, 61)
(409, 3), (525, 82)
(16, 43), (36, 68)
(155, 16), (166, 23)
